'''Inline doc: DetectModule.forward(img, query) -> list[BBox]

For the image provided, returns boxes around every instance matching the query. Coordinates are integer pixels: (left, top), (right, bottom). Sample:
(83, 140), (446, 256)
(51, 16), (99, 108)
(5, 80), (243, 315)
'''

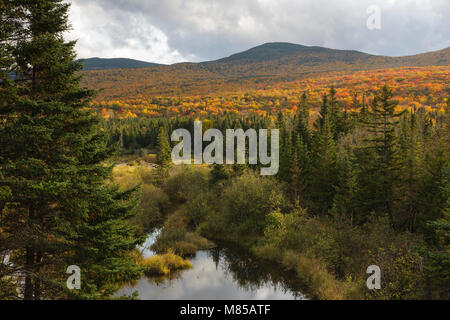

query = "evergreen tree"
(289, 155), (303, 204)
(0, 0), (143, 299)
(279, 130), (293, 182)
(295, 93), (311, 148)
(0, 1), (21, 298)
(417, 142), (449, 233)
(290, 133), (310, 205)
(395, 112), (423, 231)
(309, 116), (338, 215)
(328, 85), (345, 139)
(332, 152), (358, 224)
(359, 85), (404, 228)
(421, 168), (450, 299)
(275, 111), (292, 182)
(156, 126), (172, 168)
(314, 94), (329, 132)
(328, 86), (340, 118)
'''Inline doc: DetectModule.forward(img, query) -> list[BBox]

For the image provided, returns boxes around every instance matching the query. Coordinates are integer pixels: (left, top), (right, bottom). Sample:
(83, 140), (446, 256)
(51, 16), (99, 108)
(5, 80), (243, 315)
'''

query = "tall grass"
(141, 252), (192, 276)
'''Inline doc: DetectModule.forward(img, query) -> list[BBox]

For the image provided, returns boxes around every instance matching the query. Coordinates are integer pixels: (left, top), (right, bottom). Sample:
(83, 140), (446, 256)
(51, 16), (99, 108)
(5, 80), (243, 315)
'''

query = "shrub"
(163, 166), (210, 205)
(152, 209), (213, 256)
(258, 206), (427, 299)
(185, 192), (215, 228)
(222, 172), (286, 236)
(366, 245), (426, 299)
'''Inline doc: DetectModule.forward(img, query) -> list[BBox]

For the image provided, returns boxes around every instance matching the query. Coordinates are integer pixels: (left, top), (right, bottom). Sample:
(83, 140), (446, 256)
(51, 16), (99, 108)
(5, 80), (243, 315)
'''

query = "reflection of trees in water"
(125, 269), (184, 288)
(209, 244), (306, 299)
(145, 271), (184, 286)
(122, 243), (307, 299)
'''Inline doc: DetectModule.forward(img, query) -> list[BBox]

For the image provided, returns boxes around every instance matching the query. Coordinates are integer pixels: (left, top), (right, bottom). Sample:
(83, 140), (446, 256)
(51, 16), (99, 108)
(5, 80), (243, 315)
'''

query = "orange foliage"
(84, 66), (449, 118)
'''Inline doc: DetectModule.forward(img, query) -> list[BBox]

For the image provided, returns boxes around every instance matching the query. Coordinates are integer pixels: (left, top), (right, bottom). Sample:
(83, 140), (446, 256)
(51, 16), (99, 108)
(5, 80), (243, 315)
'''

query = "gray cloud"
(67, 0), (450, 63)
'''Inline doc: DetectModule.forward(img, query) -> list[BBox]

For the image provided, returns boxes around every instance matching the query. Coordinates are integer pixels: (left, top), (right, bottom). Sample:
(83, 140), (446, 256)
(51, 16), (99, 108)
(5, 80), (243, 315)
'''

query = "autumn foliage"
(84, 66), (449, 119)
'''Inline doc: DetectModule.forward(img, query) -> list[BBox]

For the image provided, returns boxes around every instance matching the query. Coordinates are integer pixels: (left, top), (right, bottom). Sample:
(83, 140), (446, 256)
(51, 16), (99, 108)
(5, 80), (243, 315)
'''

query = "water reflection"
(138, 229), (161, 258)
(119, 241), (308, 300)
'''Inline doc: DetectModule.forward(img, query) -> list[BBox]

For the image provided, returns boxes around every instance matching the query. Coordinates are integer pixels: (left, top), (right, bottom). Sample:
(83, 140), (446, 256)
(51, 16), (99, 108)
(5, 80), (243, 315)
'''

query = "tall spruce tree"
(314, 94), (329, 132)
(395, 112), (424, 232)
(290, 133), (310, 206)
(0, 0), (20, 299)
(156, 126), (172, 168)
(276, 110), (293, 182)
(0, 0), (143, 299)
(295, 93), (311, 148)
(309, 116), (338, 215)
(359, 85), (404, 229)
(328, 85), (345, 139)
(421, 167), (450, 299)
(332, 151), (358, 224)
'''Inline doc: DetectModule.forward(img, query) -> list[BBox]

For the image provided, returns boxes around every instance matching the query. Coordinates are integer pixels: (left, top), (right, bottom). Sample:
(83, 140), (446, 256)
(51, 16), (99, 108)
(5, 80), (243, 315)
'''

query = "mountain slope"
(213, 42), (371, 63)
(81, 43), (450, 98)
(80, 57), (162, 70)
(200, 42), (449, 77)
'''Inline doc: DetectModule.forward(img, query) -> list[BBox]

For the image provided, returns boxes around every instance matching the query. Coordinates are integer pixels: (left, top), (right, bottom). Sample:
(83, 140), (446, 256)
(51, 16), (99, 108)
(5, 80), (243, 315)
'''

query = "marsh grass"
(151, 209), (214, 256)
(141, 251), (192, 276)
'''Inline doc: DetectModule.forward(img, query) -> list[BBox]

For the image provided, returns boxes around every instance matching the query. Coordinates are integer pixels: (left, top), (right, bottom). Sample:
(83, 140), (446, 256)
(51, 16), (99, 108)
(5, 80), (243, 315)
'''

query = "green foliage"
(0, 0), (143, 299)
(354, 85), (405, 228)
(309, 116), (338, 214)
(367, 245), (426, 299)
(419, 168), (450, 299)
(156, 126), (172, 167)
(222, 172), (286, 236)
(259, 205), (427, 299)
(210, 163), (230, 184)
(162, 166), (210, 205)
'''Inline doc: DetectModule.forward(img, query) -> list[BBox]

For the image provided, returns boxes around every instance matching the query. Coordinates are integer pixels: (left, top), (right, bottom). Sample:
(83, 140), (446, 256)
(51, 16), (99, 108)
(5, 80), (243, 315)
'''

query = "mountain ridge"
(81, 42), (450, 70)
(80, 57), (163, 71)
(81, 42), (450, 98)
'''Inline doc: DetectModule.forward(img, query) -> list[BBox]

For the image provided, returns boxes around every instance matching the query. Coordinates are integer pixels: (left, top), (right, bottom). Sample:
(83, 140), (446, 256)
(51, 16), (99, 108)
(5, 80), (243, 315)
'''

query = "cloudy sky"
(67, 0), (450, 64)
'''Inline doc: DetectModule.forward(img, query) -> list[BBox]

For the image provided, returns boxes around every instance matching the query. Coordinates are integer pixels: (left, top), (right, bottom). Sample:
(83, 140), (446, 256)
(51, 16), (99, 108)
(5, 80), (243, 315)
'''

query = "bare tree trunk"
(24, 245), (34, 300)
(34, 251), (43, 300)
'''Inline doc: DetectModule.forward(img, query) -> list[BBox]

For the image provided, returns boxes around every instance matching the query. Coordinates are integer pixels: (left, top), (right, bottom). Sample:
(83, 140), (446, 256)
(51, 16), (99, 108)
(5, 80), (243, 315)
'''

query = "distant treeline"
(102, 113), (272, 153)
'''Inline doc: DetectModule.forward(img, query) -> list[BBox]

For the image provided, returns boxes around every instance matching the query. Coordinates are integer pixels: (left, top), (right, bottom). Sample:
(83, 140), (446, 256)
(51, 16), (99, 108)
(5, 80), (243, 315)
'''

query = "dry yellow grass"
(141, 252), (192, 276)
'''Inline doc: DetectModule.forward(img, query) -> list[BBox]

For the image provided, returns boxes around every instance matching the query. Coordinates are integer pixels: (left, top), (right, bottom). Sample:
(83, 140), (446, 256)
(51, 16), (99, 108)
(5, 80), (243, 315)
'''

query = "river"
(117, 230), (308, 300)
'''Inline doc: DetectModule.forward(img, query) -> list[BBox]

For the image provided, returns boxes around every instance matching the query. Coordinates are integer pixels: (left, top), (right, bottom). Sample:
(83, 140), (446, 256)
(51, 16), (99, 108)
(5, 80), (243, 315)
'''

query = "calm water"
(117, 231), (308, 300)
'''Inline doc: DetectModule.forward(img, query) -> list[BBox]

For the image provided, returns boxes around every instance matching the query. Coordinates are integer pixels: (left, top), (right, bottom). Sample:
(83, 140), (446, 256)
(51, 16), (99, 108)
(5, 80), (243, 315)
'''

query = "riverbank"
(116, 162), (438, 300)
(118, 230), (308, 300)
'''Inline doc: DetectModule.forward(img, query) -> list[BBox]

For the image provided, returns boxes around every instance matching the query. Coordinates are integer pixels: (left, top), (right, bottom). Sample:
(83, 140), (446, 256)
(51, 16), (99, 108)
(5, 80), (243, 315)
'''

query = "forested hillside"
(87, 66), (449, 119)
(81, 43), (449, 99)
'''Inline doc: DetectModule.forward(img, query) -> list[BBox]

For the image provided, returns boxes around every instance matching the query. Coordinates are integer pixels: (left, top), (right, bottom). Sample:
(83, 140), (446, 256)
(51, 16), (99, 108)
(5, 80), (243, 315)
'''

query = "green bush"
(221, 172), (286, 236)
(163, 166), (210, 205)
(186, 192), (216, 228)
